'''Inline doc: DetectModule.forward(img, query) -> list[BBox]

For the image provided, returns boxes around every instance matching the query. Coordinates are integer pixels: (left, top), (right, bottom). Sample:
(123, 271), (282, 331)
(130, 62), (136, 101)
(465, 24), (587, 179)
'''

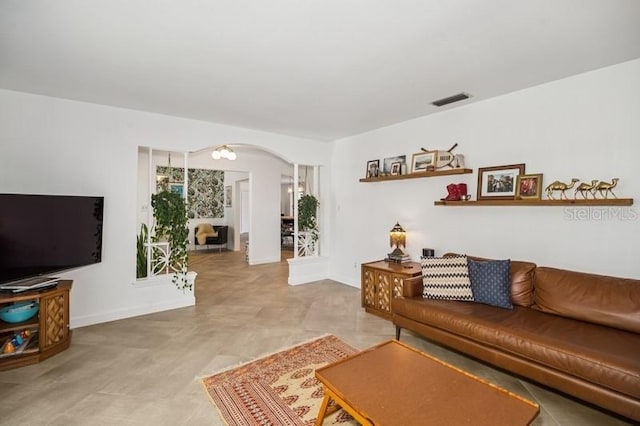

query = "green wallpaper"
(156, 166), (224, 218)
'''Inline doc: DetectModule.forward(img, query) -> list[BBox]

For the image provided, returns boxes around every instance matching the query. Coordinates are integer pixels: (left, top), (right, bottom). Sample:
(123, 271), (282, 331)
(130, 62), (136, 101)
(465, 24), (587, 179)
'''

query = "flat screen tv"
(0, 194), (104, 285)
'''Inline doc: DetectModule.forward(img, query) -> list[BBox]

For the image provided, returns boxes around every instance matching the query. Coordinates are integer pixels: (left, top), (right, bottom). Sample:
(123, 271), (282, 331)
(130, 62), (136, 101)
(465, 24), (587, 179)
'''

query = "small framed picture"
(411, 151), (436, 173)
(225, 186), (232, 207)
(477, 164), (525, 200)
(366, 159), (380, 178)
(516, 173), (543, 200)
(169, 183), (184, 197)
(390, 162), (401, 175)
(383, 155), (406, 175)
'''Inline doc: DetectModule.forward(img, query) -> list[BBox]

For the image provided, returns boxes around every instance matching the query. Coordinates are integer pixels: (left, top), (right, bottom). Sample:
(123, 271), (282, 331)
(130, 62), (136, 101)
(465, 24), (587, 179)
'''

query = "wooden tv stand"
(0, 280), (72, 371)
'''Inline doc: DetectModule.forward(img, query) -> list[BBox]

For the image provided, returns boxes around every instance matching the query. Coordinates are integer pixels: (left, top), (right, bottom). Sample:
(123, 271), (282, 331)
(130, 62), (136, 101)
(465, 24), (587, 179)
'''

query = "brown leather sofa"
(392, 256), (640, 421)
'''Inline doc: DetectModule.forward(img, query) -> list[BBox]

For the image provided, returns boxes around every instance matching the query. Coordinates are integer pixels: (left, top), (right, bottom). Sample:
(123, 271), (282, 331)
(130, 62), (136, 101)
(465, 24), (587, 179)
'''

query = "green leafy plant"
(151, 190), (190, 291)
(136, 223), (149, 279)
(298, 194), (319, 241)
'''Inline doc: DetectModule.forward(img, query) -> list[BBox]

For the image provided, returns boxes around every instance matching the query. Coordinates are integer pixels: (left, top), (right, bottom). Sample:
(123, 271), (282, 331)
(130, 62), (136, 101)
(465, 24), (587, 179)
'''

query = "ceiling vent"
(431, 92), (471, 107)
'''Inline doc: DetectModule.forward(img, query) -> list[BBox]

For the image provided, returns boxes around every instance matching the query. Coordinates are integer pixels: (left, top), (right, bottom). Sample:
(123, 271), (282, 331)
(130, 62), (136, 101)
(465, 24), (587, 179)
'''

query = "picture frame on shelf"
(516, 173), (543, 200)
(411, 151), (436, 173)
(383, 155), (406, 175)
(390, 162), (401, 175)
(477, 164), (525, 200)
(366, 159), (380, 178)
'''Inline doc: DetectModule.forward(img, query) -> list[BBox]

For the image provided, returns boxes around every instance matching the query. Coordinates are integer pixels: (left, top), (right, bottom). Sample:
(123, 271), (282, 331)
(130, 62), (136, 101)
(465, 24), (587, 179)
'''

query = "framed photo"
(411, 151), (436, 173)
(390, 161), (401, 175)
(516, 173), (543, 200)
(477, 164), (525, 200)
(169, 183), (184, 197)
(225, 185), (232, 207)
(383, 155), (406, 175)
(366, 159), (380, 178)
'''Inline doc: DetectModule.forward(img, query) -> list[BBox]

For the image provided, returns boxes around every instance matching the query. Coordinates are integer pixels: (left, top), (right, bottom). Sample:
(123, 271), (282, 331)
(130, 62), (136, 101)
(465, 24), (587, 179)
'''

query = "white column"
(293, 163), (299, 258)
(147, 147), (153, 278)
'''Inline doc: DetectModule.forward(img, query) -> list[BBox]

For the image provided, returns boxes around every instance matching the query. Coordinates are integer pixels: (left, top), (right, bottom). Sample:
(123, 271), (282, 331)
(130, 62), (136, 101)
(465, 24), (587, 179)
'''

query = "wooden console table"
(361, 260), (421, 320)
(0, 281), (72, 371)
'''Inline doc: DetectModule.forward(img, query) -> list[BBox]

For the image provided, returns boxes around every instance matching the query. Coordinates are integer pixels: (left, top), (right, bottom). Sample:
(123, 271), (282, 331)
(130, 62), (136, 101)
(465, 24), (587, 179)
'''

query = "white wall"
(330, 59), (640, 286)
(0, 89), (331, 327)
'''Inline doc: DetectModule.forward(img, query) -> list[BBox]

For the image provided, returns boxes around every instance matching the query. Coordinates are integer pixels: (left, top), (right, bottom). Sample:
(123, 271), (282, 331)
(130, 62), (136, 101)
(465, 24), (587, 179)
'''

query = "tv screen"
(0, 194), (104, 285)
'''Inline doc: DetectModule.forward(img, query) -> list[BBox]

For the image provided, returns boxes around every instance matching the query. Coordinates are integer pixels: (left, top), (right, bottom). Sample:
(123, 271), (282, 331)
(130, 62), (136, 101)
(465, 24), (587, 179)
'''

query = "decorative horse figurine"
(574, 180), (598, 199)
(593, 178), (619, 199)
(545, 178), (579, 200)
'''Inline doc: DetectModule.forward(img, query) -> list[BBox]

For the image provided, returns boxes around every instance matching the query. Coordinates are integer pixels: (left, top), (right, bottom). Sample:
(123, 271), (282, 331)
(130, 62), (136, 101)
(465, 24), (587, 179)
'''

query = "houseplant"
(136, 223), (148, 279)
(297, 194), (319, 255)
(150, 190), (191, 290)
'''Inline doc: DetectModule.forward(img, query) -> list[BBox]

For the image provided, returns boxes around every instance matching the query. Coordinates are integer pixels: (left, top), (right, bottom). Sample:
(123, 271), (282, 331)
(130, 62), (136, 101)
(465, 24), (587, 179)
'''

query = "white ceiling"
(1, 1), (639, 141)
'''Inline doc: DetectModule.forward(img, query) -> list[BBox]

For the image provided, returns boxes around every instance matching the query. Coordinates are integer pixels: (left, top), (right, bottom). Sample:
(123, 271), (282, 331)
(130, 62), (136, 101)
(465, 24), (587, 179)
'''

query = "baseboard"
(249, 256), (281, 265)
(71, 296), (195, 329)
(328, 273), (360, 288)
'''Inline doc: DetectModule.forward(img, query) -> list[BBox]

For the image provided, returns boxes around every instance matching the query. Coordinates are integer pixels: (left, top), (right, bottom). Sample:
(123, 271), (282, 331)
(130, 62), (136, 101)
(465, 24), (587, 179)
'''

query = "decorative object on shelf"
(390, 162), (401, 175)
(422, 248), (435, 257)
(211, 145), (237, 160)
(150, 190), (190, 291)
(383, 155), (406, 175)
(411, 151), (436, 173)
(366, 159), (380, 178)
(593, 178), (619, 199)
(574, 180), (598, 199)
(477, 164), (525, 201)
(420, 143), (465, 170)
(0, 301), (39, 323)
(387, 222), (410, 263)
(441, 183), (468, 201)
(515, 173), (543, 200)
(545, 178), (579, 200)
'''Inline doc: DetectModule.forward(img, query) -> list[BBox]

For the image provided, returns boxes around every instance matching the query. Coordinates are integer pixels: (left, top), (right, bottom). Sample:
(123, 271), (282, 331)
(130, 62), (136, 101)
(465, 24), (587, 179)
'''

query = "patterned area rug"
(201, 335), (360, 425)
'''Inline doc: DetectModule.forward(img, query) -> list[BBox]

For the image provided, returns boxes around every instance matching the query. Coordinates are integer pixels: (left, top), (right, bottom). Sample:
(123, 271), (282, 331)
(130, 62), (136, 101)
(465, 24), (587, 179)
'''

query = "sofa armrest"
(402, 276), (423, 297)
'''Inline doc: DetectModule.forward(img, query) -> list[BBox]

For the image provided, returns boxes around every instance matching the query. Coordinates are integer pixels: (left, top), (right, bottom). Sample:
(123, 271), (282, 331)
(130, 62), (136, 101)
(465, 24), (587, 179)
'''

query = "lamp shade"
(389, 222), (406, 250)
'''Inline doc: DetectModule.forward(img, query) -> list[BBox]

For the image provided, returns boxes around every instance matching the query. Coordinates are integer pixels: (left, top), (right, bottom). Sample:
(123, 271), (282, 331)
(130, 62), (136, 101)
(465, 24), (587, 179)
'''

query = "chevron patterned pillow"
(421, 255), (474, 301)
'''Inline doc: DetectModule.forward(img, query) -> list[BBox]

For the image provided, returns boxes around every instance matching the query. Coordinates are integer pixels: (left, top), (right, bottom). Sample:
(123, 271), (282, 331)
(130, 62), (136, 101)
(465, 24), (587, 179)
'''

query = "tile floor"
(0, 249), (633, 425)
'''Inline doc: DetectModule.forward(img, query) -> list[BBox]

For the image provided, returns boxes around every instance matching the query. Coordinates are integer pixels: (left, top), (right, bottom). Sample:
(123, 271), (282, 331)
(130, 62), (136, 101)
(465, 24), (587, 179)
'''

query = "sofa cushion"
(444, 253), (536, 307)
(421, 255), (474, 301)
(393, 297), (640, 400)
(533, 267), (640, 334)
(468, 259), (512, 309)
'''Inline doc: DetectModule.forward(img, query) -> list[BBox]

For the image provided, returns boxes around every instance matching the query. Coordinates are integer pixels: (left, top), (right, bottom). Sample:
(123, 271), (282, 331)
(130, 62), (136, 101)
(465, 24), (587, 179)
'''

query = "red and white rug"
(201, 335), (359, 425)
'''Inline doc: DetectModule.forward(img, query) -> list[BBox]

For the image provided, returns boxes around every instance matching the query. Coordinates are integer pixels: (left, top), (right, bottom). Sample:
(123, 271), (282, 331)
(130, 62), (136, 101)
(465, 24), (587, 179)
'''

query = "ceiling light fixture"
(211, 145), (237, 160)
(431, 92), (471, 107)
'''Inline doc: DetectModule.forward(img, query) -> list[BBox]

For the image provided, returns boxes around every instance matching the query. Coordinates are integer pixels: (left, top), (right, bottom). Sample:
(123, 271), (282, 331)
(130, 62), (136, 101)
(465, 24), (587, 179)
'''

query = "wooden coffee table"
(315, 340), (539, 425)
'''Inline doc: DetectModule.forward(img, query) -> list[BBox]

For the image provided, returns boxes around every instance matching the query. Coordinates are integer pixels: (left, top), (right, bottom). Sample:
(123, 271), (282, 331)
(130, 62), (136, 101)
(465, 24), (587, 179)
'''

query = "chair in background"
(194, 225), (229, 252)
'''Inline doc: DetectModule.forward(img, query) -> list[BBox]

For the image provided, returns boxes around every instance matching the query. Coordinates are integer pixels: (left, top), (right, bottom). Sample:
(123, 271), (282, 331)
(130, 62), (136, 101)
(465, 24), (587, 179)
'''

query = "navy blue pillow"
(468, 259), (512, 309)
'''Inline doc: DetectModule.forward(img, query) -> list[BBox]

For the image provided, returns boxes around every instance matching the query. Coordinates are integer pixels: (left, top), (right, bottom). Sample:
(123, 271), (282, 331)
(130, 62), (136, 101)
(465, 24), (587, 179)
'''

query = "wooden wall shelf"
(434, 198), (634, 206)
(360, 168), (472, 183)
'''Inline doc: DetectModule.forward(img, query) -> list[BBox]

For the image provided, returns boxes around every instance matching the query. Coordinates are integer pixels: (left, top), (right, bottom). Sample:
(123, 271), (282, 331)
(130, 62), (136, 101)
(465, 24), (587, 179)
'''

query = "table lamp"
(387, 222), (410, 263)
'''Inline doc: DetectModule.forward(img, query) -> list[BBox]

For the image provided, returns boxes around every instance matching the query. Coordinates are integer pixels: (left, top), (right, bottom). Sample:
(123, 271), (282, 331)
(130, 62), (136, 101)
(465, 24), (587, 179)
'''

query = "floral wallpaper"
(156, 166), (224, 218)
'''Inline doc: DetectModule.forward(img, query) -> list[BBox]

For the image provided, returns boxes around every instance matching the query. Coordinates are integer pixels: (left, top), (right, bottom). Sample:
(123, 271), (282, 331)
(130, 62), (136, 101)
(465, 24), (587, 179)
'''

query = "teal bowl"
(0, 301), (39, 323)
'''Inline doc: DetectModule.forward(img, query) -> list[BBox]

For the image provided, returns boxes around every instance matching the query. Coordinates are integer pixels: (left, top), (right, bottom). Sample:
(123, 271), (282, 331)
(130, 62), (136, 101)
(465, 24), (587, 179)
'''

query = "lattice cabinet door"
(392, 275), (407, 298)
(39, 289), (70, 352)
(375, 271), (391, 313)
(361, 261), (422, 320)
(362, 268), (376, 309)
